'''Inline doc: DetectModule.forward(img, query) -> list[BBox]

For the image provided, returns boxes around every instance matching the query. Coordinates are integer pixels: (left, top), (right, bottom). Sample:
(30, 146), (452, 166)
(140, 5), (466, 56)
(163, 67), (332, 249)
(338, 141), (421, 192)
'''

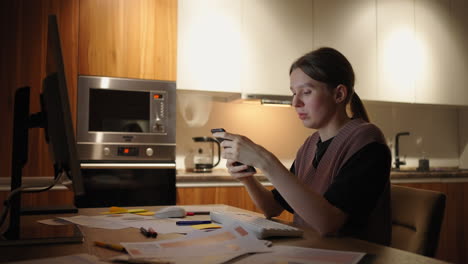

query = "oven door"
(76, 163), (176, 208)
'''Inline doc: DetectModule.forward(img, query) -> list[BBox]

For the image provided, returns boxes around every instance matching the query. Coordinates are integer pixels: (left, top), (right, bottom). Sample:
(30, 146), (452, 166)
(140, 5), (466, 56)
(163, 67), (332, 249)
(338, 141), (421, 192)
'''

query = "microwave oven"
(76, 75), (176, 162)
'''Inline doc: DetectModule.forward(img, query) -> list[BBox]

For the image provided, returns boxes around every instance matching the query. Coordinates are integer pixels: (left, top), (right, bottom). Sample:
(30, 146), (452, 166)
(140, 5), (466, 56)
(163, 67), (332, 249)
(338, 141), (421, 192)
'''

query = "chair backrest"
(390, 185), (446, 257)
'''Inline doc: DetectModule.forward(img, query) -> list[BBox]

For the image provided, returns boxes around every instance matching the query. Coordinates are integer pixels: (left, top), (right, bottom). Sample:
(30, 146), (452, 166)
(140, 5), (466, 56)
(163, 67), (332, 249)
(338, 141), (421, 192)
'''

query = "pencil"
(94, 241), (126, 252)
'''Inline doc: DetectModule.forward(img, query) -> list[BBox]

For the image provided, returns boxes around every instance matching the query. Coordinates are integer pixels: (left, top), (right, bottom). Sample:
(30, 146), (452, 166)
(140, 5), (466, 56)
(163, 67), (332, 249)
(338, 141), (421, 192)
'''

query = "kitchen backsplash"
(176, 92), (467, 170)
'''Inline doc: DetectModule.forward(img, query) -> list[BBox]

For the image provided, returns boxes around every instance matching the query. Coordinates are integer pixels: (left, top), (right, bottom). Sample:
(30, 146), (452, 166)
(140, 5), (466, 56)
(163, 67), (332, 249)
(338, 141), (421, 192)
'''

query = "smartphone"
(210, 128), (227, 142)
(210, 128), (257, 173)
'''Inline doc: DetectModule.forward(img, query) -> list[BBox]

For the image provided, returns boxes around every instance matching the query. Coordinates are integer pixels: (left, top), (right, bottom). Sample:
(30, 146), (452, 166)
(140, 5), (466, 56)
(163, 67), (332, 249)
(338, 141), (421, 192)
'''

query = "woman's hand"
(213, 131), (265, 166)
(226, 159), (256, 181)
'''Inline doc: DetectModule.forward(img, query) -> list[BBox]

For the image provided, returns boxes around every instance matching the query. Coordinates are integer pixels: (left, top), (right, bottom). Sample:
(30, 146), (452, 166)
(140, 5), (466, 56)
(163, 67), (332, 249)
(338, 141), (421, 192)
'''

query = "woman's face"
(290, 68), (338, 129)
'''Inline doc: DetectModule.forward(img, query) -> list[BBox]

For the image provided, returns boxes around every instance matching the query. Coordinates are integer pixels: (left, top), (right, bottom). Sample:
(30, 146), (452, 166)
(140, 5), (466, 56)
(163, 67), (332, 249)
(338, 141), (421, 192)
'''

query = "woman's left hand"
(212, 131), (265, 169)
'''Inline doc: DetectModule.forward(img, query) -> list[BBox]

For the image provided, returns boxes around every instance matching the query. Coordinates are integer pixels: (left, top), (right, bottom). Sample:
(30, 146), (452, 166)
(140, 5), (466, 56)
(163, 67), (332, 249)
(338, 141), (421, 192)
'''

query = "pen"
(140, 227), (151, 237)
(186, 211), (210, 216)
(176, 220), (212, 226)
(148, 227), (158, 238)
(94, 241), (126, 252)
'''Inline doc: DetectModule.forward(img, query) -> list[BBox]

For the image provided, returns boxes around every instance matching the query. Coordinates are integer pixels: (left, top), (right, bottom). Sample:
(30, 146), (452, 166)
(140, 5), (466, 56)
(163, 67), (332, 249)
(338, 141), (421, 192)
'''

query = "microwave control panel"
(150, 91), (167, 133)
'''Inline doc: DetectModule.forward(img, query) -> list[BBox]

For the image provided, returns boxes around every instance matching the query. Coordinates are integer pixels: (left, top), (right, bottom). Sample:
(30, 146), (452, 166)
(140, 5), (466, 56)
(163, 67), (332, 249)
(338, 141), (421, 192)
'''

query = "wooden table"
(0, 205), (450, 264)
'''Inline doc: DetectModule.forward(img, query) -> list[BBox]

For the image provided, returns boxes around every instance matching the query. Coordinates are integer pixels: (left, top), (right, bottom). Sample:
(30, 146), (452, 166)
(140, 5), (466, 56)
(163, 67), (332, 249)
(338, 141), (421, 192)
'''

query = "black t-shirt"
(271, 137), (391, 231)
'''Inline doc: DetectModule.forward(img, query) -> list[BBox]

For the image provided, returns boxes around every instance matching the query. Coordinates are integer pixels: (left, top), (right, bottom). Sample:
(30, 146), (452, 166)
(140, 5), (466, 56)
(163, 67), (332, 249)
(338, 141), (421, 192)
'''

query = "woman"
(213, 47), (392, 245)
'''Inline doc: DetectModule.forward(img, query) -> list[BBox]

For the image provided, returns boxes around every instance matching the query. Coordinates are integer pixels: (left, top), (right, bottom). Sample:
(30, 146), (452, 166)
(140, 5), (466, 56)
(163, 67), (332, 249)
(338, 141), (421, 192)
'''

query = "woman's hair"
(290, 47), (370, 122)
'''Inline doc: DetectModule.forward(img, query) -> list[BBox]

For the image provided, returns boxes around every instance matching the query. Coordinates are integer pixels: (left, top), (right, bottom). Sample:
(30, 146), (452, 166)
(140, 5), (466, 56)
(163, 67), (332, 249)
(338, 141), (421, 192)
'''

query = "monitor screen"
(42, 14), (84, 196)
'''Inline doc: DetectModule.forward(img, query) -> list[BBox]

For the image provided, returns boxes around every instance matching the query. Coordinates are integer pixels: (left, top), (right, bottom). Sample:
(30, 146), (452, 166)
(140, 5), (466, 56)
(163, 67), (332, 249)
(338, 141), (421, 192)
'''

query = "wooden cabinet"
(376, 0), (415, 103)
(79, 0), (177, 81)
(177, 0), (242, 92)
(314, 0), (378, 101)
(241, 0), (313, 97)
(414, 0), (468, 106)
(176, 186), (293, 222)
(394, 182), (468, 264)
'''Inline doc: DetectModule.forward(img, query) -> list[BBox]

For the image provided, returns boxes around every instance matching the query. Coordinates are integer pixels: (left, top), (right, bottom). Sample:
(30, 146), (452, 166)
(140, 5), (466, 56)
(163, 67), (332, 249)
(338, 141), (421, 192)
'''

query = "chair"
(390, 185), (446, 257)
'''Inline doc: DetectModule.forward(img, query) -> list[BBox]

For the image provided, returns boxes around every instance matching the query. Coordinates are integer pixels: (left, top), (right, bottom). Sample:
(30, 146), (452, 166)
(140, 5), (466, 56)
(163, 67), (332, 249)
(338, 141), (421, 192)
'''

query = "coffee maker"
(192, 137), (221, 173)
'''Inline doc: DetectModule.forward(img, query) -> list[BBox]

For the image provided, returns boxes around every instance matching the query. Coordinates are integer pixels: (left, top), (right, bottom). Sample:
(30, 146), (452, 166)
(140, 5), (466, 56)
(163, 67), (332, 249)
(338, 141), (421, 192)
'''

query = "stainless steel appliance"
(192, 137), (221, 173)
(76, 75), (176, 207)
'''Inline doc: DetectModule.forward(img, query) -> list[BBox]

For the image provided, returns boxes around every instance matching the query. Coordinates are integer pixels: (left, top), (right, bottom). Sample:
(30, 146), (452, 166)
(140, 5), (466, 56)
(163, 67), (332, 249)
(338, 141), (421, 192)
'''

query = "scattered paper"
(37, 218), (71, 226)
(235, 245), (366, 264)
(58, 215), (129, 229)
(7, 253), (108, 264)
(58, 214), (194, 234)
(122, 224), (271, 261)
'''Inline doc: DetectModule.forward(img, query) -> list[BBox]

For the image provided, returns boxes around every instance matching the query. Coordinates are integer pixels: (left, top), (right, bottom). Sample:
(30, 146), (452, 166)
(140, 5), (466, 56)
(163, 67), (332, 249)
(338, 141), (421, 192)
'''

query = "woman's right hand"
(226, 159), (256, 182)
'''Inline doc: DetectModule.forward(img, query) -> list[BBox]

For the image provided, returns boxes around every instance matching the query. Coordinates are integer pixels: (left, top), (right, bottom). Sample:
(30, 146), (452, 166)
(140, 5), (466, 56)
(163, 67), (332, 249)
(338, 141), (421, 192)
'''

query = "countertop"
(177, 168), (468, 187)
(2, 168), (468, 191)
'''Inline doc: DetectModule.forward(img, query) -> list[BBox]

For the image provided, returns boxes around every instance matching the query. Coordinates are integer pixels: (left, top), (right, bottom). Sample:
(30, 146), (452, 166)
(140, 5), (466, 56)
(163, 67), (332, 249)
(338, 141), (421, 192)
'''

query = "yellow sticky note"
(100, 206), (128, 214)
(191, 224), (222, 230)
(135, 211), (155, 216)
(127, 209), (147, 214)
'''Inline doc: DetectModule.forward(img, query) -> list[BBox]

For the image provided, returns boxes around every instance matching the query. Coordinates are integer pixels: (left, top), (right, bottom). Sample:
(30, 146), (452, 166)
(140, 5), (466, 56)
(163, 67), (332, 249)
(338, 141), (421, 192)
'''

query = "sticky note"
(127, 209), (147, 214)
(191, 224), (222, 230)
(135, 211), (155, 216)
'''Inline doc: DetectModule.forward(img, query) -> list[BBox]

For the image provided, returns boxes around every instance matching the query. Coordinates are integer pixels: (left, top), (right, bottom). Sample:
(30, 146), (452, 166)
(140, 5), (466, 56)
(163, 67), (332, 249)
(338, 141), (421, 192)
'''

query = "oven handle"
(80, 163), (176, 169)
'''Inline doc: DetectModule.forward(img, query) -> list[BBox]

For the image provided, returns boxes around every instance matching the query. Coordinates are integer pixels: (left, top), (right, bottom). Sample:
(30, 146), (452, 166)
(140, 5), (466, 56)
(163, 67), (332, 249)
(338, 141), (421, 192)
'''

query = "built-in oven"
(75, 75), (176, 207)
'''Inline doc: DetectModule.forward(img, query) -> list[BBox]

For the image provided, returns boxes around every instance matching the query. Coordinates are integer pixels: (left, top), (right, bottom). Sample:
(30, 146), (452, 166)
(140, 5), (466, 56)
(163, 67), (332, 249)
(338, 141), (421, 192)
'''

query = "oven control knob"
(103, 147), (111, 156)
(146, 148), (154, 157)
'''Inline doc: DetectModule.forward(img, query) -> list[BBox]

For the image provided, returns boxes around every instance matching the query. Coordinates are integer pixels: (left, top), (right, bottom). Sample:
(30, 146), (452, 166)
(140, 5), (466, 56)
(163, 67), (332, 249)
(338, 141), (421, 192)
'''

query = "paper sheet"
(234, 245), (366, 264)
(7, 254), (108, 264)
(58, 214), (195, 234)
(121, 224), (271, 262)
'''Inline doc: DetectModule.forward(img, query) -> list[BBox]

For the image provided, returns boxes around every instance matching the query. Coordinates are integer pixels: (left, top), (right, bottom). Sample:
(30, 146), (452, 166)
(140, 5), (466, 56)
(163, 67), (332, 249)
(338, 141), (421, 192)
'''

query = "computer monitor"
(0, 15), (84, 245)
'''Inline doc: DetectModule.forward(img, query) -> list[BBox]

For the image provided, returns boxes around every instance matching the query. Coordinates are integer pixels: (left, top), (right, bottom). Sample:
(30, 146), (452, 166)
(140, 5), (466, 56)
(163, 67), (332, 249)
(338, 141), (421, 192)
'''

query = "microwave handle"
(80, 163), (176, 169)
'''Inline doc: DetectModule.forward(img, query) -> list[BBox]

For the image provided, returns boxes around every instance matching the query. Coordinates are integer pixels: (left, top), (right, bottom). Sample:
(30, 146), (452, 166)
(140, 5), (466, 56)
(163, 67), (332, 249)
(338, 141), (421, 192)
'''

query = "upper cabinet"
(376, 0), (415, 103)
(241, 0), (313, 96)
(177, 0), (242, 92)
(78, 0), (177, 81)
(414, 0), (468, 106)
(314, 0), (378, 101)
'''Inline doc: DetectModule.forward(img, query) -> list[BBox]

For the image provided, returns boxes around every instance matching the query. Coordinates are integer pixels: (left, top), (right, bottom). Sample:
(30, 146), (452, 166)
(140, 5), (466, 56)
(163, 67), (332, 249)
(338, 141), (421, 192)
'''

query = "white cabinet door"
(314, 0), (378, 101)
(241, 0), (313, 96)
(177, 0), (242, 92)
(414, 0), (468, 106)
(377, 0), (415, 103)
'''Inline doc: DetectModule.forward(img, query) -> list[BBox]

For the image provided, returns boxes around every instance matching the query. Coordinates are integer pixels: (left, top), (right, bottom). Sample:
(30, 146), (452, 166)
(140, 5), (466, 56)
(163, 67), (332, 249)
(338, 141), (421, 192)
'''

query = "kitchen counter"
(177, 168), (468, 187)
(2, 169), (468, 190)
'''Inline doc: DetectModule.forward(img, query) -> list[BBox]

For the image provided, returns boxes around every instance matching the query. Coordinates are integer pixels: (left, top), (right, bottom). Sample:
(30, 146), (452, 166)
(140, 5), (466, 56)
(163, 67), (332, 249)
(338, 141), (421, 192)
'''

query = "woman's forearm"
(239, 176), (284, 218)
(256, 150), (347, 236)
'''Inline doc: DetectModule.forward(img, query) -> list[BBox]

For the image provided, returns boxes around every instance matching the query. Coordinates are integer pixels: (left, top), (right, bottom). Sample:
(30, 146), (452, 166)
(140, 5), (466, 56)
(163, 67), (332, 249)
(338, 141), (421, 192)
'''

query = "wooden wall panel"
(78, 0), (177, 81)
(0, 0), (79, 211)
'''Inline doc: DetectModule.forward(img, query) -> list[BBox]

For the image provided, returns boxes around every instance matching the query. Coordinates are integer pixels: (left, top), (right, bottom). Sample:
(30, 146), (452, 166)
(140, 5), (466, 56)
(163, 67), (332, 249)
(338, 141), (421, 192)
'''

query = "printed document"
(121, 224), (271, 263)
(234, 245), (365, 264)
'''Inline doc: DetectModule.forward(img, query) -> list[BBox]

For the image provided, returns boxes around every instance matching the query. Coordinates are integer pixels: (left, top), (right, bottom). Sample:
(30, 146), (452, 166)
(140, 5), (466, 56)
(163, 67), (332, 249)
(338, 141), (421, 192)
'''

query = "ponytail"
(350, 92), (370, 122)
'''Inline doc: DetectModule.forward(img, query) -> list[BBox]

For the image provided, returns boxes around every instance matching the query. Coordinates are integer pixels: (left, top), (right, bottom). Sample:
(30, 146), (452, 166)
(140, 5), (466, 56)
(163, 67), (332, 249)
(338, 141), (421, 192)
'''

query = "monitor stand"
(1, 87), (82, 246)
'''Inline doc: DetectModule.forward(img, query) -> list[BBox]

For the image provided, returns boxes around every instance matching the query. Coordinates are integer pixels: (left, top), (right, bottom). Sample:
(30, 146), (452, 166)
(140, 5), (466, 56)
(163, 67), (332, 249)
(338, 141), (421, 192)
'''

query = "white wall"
(175, 92), (462, 171)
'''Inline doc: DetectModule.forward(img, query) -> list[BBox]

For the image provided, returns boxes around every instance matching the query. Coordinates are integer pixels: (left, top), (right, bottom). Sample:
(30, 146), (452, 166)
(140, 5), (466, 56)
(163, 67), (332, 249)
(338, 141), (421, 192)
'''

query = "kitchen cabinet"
(79, 0), (177, 81)
(376, 0), (415, 103)
(240, 0), (313, 97)
(414, 0), (468, 106)
(177, 0), (242, 92)
(176, 186), (293, 222)
(314, 0), (378, 101)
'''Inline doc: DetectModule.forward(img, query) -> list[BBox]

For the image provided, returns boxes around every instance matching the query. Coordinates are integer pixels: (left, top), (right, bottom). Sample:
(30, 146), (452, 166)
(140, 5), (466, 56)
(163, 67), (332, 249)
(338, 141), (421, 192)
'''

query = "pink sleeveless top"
(293, 119), (391, 245)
